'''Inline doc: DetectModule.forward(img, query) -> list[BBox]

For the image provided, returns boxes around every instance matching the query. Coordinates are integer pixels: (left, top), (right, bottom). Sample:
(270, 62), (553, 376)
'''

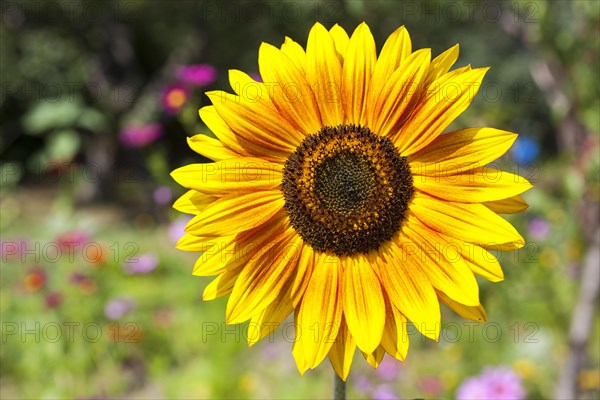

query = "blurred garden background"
(1, 0), (599, 399)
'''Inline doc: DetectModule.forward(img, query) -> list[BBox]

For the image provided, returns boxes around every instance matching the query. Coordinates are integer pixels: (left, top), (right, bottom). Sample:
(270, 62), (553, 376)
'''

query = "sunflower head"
(172, 22), (531, 380)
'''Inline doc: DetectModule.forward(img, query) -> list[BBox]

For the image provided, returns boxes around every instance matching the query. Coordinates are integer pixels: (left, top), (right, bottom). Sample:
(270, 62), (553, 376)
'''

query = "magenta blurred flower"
(176, 64), (217, 87)
(372, 384), (399, 400)
(104, 298), (135, 320)
(123, 252), (159, 274)
(160, 83), (190, 115)
(119, 123), (163, 148)
(45, 291), (63, 308)
(457, 366), (526, 400)
(419, 376), (444, 397)
(169, 215), (192, 244)
(56, 231), (90, 251)
(153, 186), (173, 205)
(375, 355), (401, 381)
(528, 218), (550, 240)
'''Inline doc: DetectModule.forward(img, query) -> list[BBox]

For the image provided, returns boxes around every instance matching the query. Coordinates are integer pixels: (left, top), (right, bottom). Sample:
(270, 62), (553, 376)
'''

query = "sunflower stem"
(334, 373), (346, 400)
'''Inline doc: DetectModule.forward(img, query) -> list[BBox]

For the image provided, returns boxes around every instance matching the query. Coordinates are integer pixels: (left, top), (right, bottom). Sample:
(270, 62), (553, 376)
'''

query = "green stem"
(334, 373), (346, 400)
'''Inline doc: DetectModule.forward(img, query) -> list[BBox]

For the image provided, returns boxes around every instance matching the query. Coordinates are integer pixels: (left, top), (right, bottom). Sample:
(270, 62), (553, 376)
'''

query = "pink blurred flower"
(104, 298), (135, 320)
(176, 64), (217, 87)
(119, 123), (163, 148)
(457, 366), (526, 400)
(528, 218), (550, 240)
(153, 186), (173, 205)
(372, 384), (399, 400)
(374, 355), (401, 381)
(160, 83), (190, 115)
(122, 252), (159, 274)
(169, 215), (192, 244)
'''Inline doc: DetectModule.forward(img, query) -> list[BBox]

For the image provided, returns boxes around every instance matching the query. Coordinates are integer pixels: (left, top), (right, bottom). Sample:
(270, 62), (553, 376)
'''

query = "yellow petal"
(280, 37), (306, 72)
(402, 215), (480, 306)
(185, 191), (284, 237)
(306, 22), (344, 126)
(369, 49), (431, 137)
(362, 346), (386, 368)
(226, 229), (302, 324)
(199, 106), (268, 160)
(484, 195), (529, 214)
(395, 67), (490, 156)
(376, 241), (441, 341)
(413, 167), (532, 203)
(258, 42), (322, 134)
(206, 90), (298, 155)
(298, 252), (342, 368)
(248, 292), (293, 346)
(173, 190), (216, 215)
(425, 44), (459, 85)
(175, 233), (212, 252)
(437, 291), (486, 322)
(202, 269), (239, 300)
(229, 69), (306, 147)
(343, 255), (385, 353)
(368, 26), (411, 108)
(171, 157), (282, 195)
(187, 134), (239, 161)
(410, 191), (525, 248)
(328, 317), (355, 381)
(341, 22), (376, 125)
(329, 24), (350, 63)
(194, 212), (289, 275)
(410, 128), (518, 175)
(291, 243), (315, 307)
(381, 302), (409, 361)
(292, 312), (310, 375)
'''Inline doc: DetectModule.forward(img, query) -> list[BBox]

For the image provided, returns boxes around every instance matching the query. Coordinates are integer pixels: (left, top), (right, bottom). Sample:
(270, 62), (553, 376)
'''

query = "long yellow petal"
(329, 24), (350, 63)
(202, 269), (240, 300)
(425, 44), (459, 85)
(185, 191), (284, 237)
(328, 317), (355, 381)
(376, 241), (441, 341)
(187, 133), (240, 161)
(341, 22), (376, 125)
(369, 49), (431, 137)
(410, 128), (518, 175)
(280, 37), (306, 72)
(402, 215), (480, 306)
(306, 22), (344, 126)
(395, 67), (490, 156)
(226, 229), (302, 324)
(410, 191), (525, 248)
(484, 195), (529, 214)
(362, 345), (386, 368)
(343, 255), (385, 353)
(171, 157), (282, 195)
(247, 288), (293, 346)
(258, 42), (322, 134)
(381, 301), (409, 361)
(172, 190), (216, 215)
(206, 90), (298, 155)
(413, 167), (532, 203)
(368, 26), (411, 109)
(291, 243), (315, 307)
(298, 252), (342, 368)
(437, 291), (486, 322)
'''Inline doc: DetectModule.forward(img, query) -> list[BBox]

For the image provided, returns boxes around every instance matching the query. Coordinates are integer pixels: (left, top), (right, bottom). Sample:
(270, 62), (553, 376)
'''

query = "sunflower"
(171, 22), (531, 380)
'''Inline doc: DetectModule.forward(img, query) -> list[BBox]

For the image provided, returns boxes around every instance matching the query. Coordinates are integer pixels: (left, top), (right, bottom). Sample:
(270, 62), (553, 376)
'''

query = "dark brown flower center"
(281, 124), (413, 256)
